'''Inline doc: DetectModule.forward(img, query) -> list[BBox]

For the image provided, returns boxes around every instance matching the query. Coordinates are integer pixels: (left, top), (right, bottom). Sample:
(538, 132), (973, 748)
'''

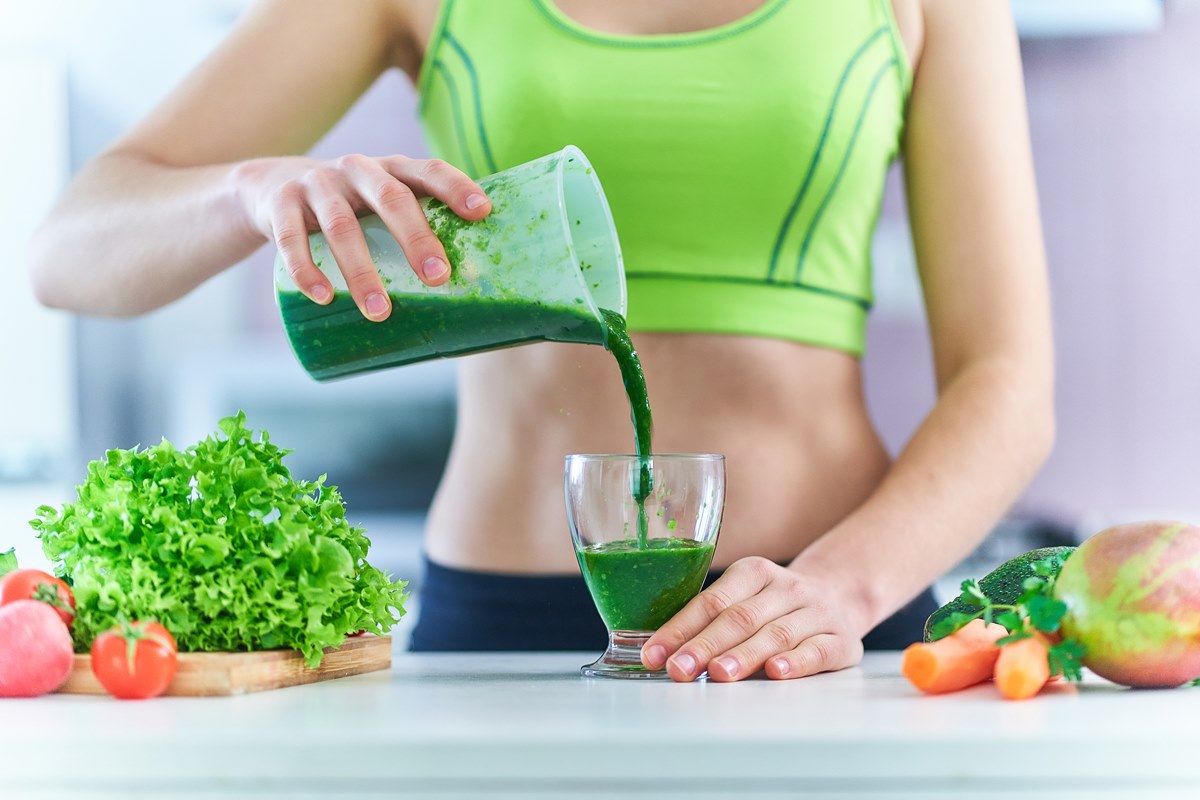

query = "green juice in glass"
(577, 538), (716, 631)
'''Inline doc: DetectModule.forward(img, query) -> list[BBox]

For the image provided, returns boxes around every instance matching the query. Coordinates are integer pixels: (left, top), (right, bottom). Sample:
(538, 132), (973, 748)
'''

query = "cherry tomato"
(90, 620), (178, 700)
(0, 569), (75, 626)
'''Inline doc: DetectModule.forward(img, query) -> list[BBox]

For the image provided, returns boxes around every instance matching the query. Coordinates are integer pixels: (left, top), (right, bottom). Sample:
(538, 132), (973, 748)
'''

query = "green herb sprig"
(929, 555), (1087, 681)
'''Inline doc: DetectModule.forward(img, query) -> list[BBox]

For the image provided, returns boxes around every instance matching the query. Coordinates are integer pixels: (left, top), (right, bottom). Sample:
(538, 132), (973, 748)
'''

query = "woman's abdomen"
(424, 333), (891, 573)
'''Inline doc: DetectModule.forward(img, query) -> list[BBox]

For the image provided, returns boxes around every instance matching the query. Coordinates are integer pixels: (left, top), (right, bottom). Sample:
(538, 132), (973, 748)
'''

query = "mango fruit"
(1054, 521), (1200, 688)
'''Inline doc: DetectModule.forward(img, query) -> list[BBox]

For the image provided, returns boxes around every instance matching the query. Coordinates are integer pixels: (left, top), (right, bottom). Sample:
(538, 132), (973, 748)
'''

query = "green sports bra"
(417, 0), (910, 355)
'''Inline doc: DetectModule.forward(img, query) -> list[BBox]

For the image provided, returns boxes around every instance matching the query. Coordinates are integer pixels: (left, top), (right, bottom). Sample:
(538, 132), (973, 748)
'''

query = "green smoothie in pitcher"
(280, 291), (604, 381)
(276, 146), (628, 381)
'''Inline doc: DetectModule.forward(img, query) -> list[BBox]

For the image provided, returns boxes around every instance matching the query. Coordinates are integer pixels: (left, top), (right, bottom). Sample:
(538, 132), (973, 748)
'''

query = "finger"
(707, 608), (817, 683)
(643, 557), (775, 672)
(306, 171), (390, 321)
(664, 591), (798, 683)
(339, 155), (451, 286)
(765, 633), (863, 681)
(381, 156), (491, 219)
(270, 183), (332, 304)
(705, 609), (811, 686)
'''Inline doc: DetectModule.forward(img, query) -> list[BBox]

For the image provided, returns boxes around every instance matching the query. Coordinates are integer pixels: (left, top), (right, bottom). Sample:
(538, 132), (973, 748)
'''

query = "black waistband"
(408, 555), (937, 652)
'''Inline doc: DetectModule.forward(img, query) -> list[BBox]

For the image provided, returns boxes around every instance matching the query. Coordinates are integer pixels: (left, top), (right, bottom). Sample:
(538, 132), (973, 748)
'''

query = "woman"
(30, 0), (1053, 682)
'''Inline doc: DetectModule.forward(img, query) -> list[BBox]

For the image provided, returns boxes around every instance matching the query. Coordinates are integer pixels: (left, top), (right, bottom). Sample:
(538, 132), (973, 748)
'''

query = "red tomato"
(0, 569), (75, 626)
(90, 620), (178, 700)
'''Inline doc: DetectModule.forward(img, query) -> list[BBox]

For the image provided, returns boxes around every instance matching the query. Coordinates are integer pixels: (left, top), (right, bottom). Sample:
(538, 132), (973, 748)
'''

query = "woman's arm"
(805, 0), (1054, 633)
(30, 0), (489, 319)
(643, 0), (1054, 682)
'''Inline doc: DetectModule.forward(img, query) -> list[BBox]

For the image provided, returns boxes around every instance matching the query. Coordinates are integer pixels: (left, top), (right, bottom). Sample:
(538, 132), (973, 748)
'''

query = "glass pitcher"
(276, 146), (625, 381)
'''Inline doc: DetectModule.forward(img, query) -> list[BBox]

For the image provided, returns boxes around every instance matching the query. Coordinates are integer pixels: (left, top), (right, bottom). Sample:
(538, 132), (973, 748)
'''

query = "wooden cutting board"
(56, 634), (391, 697)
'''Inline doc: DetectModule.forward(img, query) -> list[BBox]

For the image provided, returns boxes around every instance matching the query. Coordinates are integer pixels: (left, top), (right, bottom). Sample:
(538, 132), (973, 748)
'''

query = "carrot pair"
(901, 618), (1052, 700)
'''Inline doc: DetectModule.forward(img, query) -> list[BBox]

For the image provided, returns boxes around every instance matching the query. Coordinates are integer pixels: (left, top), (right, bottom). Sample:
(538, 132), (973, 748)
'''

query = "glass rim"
(564, 453), (725, 463)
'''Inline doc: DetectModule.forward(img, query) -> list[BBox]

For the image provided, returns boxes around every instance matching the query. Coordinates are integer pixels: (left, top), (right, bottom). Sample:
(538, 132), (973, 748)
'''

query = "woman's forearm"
(29, 151), (264, 316)
(792, 355), (1055, 634)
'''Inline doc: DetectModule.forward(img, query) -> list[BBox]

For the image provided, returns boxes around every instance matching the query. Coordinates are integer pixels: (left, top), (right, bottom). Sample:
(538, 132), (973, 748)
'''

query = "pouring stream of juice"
(599, 309), (653, 547)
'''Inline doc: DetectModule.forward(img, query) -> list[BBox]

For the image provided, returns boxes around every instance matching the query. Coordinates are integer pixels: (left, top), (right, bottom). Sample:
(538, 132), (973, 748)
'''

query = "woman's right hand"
(234, 154), (492, 321)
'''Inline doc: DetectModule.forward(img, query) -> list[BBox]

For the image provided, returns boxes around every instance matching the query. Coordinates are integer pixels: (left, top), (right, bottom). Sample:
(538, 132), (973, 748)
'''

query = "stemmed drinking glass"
(565, 454), (725, 679)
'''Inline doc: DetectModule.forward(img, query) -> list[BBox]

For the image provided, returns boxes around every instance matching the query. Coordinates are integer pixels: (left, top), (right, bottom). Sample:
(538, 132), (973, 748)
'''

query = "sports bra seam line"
(795, 55), (899, 284)
(429, 60), (479, 176)
(626, 271), (872, 310)
(766, 26), (889, 283)
(415, 0), (457, 114)
(875, 0), (914, 102)
(442, 31), (499, 174)
(530, 0), (791, 49)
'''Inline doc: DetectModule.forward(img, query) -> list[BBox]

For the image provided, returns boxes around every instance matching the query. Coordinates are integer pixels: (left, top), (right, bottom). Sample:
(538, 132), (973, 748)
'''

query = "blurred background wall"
(2, 0), (1194, 592)
(866, 0), (1200, 538)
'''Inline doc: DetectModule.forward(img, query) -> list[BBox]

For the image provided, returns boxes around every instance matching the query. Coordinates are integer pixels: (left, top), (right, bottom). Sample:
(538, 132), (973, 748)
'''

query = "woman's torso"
(396, 0), (923, 573)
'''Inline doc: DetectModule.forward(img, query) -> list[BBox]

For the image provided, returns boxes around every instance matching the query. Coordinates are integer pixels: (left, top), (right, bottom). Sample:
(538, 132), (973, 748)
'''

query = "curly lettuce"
(31, 412), (407, 667)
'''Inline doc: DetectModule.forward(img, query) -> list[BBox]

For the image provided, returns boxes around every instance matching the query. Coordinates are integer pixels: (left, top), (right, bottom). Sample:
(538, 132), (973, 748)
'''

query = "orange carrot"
(994, 632), (1052, 700)
(902, 619), (1008, 695)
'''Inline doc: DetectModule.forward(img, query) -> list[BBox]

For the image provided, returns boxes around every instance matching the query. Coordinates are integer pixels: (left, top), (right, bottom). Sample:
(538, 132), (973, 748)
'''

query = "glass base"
(581, 630), (705, 680)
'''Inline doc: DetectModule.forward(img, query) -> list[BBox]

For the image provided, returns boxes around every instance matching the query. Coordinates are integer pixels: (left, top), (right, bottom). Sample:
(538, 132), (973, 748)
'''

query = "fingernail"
(422, 257), (449, 281)
(644, 645), (666, 668)
(465, 193), (488, 210)
(365, 292), (390, 318)
(714, 656), (739, 678)
(772, 657), (790, 677)
(672, 653), (696, 676)
(311, 284), (331, 303)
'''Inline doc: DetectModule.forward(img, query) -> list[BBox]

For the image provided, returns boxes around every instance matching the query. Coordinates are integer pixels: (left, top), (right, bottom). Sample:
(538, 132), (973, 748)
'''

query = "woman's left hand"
(640, 557), (868, 682)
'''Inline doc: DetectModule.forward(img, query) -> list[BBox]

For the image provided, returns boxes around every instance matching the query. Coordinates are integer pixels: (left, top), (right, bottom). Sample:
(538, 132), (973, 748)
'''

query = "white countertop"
(3, 651), (1199, 799)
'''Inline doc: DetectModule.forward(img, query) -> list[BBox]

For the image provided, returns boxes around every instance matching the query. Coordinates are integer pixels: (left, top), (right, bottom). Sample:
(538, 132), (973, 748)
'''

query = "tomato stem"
(32, 581), (70, 612)
(115, 619), (173, 675)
